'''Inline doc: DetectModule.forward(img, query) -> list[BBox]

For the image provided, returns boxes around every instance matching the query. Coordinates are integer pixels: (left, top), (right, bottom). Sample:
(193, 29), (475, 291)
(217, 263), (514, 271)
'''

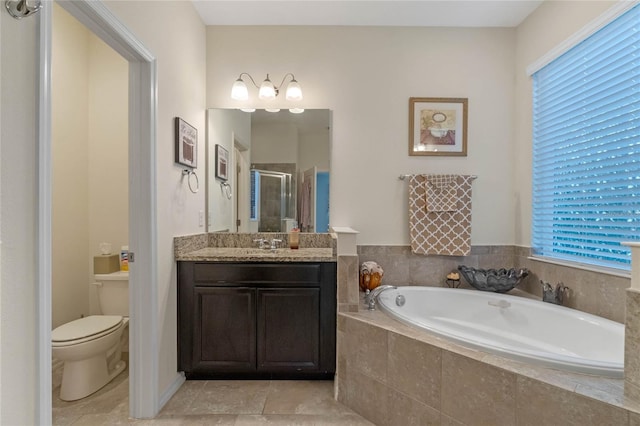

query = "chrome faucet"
(269, 239), (282, 250)
(253, 238), (282, 250)
(253, 238), (269, 249)
(365, 285), (397, 311)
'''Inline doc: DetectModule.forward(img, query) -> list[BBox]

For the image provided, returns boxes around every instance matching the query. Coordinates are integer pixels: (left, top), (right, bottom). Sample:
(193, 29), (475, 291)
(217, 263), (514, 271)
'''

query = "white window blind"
(532, 4), (640, 270)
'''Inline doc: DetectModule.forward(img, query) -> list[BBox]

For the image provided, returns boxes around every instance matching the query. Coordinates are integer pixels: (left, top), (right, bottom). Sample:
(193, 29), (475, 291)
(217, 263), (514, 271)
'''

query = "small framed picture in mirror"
(215, 144), (229, 181)
(174, 117), (197, 168)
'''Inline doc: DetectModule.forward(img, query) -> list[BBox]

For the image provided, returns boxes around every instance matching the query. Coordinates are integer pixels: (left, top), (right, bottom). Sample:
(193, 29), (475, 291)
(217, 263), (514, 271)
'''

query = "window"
(532, 4), (640, 271)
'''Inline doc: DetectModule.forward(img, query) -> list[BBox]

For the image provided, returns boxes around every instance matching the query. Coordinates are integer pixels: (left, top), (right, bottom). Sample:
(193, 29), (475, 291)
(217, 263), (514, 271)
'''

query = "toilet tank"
(94, 271), (129, 316)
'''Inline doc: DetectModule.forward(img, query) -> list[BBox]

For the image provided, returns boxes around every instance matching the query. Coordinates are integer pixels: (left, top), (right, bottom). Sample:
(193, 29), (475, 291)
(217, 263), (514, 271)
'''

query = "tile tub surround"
(626, 289), (640, 403)
(338, 255), (360, 313)
(357, 244), (630, 323)
(337, 309), (640, 426)
(515, 246), (630, 324)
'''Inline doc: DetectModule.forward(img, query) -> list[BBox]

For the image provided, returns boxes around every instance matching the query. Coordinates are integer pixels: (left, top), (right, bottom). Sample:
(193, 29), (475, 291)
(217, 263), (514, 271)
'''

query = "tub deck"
(336, 298), (640, 426)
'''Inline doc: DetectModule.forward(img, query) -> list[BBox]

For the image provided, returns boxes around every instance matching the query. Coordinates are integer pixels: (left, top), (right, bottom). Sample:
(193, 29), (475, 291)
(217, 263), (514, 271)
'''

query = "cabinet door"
(257, 288), (320, 372)
(192, 287), (256, 373)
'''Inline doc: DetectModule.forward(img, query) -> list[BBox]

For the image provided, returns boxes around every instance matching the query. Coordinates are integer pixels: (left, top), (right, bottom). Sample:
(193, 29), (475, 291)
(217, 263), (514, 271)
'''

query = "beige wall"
(104, 0), (207, 396)
(51, 4), (129, 328)
(52, 4), (92, 328)
(207, 108), (250, 232)
(206, 26), (517, 246)
(513, 0), (617, 246)
(87, 29), (129, 315)
(298, 131), (330, 172)
(252, 122), (298, 164)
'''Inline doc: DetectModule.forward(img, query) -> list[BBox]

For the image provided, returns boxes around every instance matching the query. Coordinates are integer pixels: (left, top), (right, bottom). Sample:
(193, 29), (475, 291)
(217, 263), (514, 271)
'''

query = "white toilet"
(52, 271), (129, 401)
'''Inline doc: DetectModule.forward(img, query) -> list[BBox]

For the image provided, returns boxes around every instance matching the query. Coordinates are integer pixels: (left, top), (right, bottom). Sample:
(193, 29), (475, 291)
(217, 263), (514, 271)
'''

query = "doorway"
(38, 1), (158, 422)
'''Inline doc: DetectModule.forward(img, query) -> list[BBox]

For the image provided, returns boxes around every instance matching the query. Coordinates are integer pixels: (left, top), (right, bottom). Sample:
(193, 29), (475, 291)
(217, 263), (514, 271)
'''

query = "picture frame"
(174, 117), (197, 168)
(409, 97), (468, 156)
(215, 144), (229, 181)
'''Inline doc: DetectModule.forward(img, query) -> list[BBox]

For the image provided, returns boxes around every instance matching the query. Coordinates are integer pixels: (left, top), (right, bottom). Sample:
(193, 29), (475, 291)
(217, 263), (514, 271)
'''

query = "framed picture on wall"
(409, 97), (468, 156)
(174, 117), (198, 167)
(215, 144), (229, 181)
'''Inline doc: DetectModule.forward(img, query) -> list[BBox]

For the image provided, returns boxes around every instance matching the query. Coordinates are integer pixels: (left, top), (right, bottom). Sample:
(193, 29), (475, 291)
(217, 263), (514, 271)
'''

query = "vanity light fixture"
(231, 72), (303, 102)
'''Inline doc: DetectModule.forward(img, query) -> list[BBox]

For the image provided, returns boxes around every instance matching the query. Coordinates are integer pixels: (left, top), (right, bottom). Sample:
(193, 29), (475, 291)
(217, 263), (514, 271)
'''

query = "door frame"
(38, 0), (158, 421)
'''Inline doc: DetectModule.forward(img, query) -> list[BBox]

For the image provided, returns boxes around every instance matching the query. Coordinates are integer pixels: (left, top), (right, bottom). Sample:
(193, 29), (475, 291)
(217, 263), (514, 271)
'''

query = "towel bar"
(398, 174), (477, 180)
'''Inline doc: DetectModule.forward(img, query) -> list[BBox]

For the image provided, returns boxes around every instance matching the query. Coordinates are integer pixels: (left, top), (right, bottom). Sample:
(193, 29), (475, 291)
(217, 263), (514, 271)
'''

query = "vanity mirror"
(206, 108), (331, 234)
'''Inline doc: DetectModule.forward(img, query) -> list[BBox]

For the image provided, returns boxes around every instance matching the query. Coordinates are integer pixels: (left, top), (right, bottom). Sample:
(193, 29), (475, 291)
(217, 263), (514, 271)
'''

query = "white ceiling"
(192, 0), (543, 28)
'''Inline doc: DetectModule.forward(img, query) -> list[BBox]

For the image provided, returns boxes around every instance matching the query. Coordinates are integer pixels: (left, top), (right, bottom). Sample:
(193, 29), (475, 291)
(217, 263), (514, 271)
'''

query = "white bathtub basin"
(377, 286), (624, 378)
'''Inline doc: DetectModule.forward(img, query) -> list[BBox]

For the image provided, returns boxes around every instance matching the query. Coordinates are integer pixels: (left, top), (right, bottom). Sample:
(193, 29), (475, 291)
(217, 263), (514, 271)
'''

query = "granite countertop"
(176, 247), (335, 262)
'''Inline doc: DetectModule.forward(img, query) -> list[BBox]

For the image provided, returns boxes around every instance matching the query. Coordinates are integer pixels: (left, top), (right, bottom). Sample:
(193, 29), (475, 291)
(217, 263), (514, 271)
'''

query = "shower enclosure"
(250, 169), (296, 232)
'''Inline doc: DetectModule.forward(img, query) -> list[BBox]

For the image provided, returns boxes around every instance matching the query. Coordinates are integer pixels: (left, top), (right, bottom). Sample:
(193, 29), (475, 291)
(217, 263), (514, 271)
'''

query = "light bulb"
(231, 78), (249, 101)
(259, 75), (276, 100)
(285, 79), (303, 101)
(240, 108), (256, 113)
(289, 108), (305, 114)
(265, 108), (281, 113)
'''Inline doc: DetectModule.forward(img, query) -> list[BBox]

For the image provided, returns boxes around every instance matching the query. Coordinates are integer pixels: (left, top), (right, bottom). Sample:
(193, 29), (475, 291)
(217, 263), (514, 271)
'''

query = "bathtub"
(376, 286), (624, 378)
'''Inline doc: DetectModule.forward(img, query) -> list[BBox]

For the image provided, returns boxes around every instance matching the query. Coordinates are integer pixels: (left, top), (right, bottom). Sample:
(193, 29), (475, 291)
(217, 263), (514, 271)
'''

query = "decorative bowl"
(457, 265), (529, 293)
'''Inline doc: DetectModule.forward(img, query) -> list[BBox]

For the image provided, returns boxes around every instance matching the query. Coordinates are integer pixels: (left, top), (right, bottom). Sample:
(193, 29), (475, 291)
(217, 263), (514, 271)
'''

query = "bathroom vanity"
(176, 238), (337, 379)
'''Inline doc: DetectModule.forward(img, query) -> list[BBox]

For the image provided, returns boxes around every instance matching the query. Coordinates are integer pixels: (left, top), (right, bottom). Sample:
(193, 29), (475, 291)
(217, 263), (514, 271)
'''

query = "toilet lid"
(52, 315), (123, 342)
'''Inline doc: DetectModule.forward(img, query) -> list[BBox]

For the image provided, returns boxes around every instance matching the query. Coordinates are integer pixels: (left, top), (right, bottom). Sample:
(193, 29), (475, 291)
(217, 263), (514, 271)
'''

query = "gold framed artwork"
(409, 97), (468, 156)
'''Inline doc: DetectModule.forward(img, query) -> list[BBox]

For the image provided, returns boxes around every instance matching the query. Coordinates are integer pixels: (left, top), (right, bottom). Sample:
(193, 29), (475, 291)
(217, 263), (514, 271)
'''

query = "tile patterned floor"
(52, 369), (374, 425)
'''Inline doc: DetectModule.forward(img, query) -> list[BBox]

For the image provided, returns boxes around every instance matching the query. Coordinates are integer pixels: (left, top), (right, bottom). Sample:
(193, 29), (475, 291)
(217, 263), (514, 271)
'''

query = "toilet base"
(59, 356), (126, 401)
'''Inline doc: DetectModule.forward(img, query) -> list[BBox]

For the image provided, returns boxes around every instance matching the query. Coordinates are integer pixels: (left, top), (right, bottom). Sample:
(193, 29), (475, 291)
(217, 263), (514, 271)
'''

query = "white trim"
(37, 4), (52, 425)
(528, 255), (631, 279)
(526, 0), (639, 76)
(127, 53), (159, 420)
(159, 373), (186, 409)
(40, 0), (160, 420)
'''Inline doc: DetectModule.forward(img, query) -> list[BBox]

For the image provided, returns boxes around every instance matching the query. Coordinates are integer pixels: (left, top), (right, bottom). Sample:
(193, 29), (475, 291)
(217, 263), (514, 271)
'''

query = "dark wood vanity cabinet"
(178, 261), (336, 379)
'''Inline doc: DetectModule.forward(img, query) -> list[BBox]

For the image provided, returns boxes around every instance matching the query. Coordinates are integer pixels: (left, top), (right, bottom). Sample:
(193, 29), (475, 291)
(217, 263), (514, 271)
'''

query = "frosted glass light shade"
(289, 108), (305, 114)
(285, 79), (303, 101)
(231, 79), (249, 101)
(259, 76), (276, 100)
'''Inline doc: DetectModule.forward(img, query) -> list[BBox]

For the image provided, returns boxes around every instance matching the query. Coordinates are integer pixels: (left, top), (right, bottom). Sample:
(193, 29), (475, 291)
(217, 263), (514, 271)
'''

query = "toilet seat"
(52, 315), (123, 347)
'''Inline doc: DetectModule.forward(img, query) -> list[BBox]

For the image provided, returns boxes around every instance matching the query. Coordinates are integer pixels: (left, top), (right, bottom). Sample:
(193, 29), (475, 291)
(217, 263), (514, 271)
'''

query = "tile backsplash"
(357, 245), (630, 323)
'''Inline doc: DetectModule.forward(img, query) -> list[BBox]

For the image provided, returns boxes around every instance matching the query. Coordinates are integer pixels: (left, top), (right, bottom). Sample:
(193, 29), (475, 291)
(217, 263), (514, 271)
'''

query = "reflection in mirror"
(207, 109), (331, 234)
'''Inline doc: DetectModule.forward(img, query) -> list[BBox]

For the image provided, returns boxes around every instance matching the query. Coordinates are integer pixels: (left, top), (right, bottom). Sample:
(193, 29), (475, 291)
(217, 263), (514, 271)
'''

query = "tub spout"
(365, 285), (397, 311)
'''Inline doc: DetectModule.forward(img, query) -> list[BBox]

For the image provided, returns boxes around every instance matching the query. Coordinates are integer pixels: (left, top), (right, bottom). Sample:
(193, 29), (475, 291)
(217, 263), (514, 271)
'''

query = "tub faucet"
(365, 285), (397, 311)
(541, 280), (570, 305)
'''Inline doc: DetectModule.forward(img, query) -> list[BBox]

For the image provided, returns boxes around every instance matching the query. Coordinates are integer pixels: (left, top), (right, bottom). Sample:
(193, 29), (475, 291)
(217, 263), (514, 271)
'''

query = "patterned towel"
(409, 174), (473, 256)
(425, 174), (459, 212)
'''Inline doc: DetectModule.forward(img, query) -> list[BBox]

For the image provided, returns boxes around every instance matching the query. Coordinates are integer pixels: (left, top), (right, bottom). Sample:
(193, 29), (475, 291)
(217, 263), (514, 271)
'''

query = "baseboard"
(158, 372), (185, 411)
